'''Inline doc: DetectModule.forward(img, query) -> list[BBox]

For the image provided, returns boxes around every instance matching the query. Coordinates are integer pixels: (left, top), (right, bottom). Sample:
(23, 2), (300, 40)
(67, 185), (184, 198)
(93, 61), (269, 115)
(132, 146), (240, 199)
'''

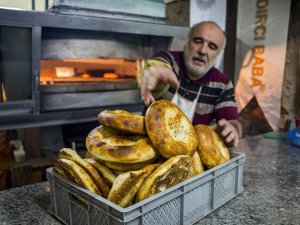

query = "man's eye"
(193, 38), (219, 50)
(193, 38), (203, 44)
(209, 43), (218, 50)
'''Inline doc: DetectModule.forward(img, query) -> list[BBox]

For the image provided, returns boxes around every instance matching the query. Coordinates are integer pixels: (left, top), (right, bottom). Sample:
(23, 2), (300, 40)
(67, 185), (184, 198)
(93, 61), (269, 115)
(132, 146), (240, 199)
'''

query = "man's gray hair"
(188, 21), (227, 49)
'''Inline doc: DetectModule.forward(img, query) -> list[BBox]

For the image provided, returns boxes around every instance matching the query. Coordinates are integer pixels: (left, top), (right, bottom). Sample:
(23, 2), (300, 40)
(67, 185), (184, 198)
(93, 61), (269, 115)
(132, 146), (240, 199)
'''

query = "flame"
(103, 73), (118, 79)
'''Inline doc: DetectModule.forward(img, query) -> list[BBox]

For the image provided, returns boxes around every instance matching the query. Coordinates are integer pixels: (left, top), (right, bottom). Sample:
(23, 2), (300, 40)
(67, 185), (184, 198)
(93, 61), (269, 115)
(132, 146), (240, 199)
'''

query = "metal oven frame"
(0, 8), (188, 131)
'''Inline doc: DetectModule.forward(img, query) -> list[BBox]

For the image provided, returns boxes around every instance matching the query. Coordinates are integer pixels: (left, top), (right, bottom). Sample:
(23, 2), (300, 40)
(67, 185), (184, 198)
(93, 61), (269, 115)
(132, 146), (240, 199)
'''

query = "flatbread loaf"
(192, 151), (204, 175)
(108, 164), (160, 207)
(86, 125), (159, 163)
(104, 157), (157, 172)
(98, 110), (146, 135)
(53, 158), (100, 195)
(136, 155), (194, 202)
(145, 99), (198, 159)
(84, 158), (117, 186)
(58, 148), (110, 198)
(194, 124), (231, 169)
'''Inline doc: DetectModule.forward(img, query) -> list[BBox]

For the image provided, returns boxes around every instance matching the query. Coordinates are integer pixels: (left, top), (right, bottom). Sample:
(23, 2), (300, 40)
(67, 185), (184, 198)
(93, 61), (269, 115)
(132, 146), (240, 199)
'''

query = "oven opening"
(39, 59), (144, 112)
(40, 58), (141, 86)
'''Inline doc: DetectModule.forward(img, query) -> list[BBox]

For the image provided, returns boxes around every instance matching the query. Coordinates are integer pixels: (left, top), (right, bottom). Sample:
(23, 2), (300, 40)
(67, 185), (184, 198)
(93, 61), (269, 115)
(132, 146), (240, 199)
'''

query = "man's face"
(183, 23), (225, 80)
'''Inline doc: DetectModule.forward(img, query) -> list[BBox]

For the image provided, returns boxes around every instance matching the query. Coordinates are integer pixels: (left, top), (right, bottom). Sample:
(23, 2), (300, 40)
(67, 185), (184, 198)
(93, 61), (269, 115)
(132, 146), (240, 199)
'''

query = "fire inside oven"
(40, 59), (139, 85)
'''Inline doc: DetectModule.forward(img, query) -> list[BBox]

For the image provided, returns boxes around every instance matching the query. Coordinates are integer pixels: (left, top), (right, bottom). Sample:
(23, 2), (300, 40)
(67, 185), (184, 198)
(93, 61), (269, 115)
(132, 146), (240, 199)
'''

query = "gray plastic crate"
(46, 151), (245, 225)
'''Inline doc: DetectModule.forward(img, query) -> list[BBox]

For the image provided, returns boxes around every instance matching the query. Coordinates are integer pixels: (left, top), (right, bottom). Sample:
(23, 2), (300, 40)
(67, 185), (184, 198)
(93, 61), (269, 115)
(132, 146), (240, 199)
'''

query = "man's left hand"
(215, 119), (239, 147)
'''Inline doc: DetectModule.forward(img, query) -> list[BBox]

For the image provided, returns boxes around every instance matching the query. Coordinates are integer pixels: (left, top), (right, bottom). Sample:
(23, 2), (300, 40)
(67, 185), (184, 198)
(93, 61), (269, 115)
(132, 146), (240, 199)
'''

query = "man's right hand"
(140, 66), (179, 106)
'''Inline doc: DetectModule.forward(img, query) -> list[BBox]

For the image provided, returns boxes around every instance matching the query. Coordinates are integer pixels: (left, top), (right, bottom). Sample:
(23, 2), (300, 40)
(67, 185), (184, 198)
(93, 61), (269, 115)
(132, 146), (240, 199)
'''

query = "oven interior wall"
(39, 27), (172, 112)
(42, 28), (172, 60)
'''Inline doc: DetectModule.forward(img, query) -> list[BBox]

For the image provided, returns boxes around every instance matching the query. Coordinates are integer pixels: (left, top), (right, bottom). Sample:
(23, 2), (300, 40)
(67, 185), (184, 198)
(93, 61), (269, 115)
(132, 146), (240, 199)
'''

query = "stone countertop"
(0, 133), (299, 225)
(198, 133), (300, 225)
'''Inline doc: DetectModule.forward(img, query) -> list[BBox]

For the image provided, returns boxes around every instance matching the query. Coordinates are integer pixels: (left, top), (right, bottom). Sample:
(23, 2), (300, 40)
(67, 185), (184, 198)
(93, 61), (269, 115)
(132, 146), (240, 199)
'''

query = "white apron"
(171, 83), (202, 122)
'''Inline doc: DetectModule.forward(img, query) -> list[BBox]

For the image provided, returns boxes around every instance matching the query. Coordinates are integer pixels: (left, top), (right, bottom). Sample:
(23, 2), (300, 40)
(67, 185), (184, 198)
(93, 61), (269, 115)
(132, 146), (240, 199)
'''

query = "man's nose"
(198, 43), (208, 55)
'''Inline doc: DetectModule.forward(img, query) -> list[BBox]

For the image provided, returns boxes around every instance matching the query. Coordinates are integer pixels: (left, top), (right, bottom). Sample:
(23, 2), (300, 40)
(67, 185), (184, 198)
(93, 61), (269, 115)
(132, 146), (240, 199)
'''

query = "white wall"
(189, 0), (227, 72)
(0, 0), (54, 11)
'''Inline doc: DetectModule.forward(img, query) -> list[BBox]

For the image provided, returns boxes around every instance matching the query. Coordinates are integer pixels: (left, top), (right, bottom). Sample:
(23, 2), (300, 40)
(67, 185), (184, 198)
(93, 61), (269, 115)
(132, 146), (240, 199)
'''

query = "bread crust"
(104, 157), (157, 172)
(53, 158), (101, 195)
(136, 155), (194, 202)
(194, 124), (231, 169)
(58, 148), (110, 198)
(192, 151), (204, 175)
(98, 110), (146, 135)
(86, 125), (159, 163)
(108, 164), (160, 207)
(84, 158), (117, 186)
(145, 99), (198, 159)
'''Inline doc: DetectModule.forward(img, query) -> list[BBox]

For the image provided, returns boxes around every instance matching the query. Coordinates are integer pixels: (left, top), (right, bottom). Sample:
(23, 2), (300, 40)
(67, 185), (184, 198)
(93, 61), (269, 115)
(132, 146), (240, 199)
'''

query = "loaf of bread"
(86, 125), (159, 164)
(84, 158), (117, 186)
(108, 164), (160, 207)
(136, 155), (194, 202)
(194, 124), (231, 169)
(53, 158), (101, 195)
(58, 148), (110, 198)
(145, 99), (198, 159)
(98, 110), (147, 135)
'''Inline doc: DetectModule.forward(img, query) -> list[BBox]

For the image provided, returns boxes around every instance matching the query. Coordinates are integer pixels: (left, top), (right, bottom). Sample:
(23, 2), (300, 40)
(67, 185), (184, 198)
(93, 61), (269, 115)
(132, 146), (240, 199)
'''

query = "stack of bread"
(53, 99), (231, 208)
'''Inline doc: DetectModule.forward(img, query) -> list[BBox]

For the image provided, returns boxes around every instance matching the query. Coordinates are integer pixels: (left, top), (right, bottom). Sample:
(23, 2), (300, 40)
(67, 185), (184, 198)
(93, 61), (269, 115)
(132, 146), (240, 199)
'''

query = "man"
(139, 21), (240, 147)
